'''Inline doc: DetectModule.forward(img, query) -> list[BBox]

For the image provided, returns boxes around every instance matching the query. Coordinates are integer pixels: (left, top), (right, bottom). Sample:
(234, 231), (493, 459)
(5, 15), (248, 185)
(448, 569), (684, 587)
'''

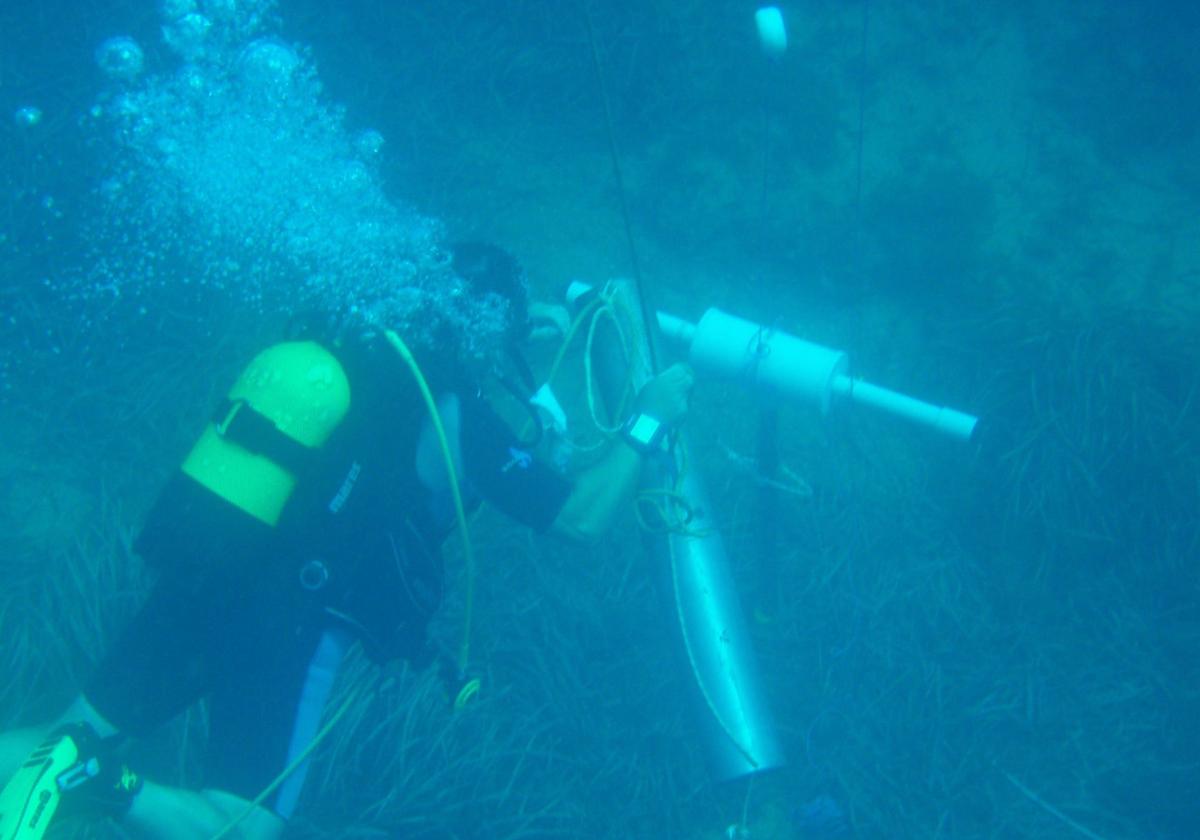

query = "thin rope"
(580, 1), (660, 373)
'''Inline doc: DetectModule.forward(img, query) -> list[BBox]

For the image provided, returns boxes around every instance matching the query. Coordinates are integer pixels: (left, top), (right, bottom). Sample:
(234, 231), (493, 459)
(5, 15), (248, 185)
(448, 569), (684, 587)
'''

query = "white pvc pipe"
(832, 376), (978, 441)
(688, 308), (847, 414)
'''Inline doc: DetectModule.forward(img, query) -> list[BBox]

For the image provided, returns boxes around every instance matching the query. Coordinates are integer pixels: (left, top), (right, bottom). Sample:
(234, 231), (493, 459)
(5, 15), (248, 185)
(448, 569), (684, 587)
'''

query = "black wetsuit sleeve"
(459, 395), (572, 532)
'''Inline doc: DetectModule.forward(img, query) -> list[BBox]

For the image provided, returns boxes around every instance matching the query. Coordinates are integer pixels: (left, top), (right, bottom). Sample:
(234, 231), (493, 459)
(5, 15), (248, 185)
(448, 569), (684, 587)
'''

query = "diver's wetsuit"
(86, 341), (571, 819)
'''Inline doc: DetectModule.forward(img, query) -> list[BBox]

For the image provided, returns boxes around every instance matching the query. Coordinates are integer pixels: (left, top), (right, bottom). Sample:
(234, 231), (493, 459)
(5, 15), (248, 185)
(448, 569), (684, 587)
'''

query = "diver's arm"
(127, 784), (285, 840)
(549, 436), (646, 543)
(550, 363), (694, 543)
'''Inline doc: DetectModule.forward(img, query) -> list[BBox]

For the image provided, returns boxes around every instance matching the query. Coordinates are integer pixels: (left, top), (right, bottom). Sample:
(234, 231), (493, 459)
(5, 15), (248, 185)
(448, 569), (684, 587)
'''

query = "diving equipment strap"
(211, 398), (319, 477)
(620, 412), (668, 456)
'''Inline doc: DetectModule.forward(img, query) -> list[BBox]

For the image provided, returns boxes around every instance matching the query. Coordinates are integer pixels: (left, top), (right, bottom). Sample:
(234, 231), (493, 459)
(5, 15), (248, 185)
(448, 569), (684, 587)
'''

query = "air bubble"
(96, 37), (145, 81)
(341, 161), (370, 191)
(161, 0), (197, 21)
(164, 13), (212, 60)
(240, 39), (300, 94)
(14, 106), (43, 128)
(355, 129), (385, 158)
(71, 0), (512, 365)
(202, 0), (237, 21)
(178, 64), (207, 94)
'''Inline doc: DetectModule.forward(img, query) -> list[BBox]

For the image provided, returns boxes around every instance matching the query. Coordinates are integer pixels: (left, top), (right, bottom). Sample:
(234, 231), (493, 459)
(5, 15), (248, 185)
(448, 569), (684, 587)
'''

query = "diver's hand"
(634, 363), (695, 427)
(527, 301), (571, 342)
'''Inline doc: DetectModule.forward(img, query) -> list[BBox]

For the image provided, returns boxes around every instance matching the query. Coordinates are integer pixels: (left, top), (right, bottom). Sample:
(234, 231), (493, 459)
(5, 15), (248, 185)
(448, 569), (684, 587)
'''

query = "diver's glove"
(52, 723), (143, 821)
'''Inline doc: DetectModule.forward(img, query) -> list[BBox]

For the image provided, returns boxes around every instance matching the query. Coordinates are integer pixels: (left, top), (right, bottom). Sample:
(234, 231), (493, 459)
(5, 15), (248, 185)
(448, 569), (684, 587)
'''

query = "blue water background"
(2, 2), (1198, 837)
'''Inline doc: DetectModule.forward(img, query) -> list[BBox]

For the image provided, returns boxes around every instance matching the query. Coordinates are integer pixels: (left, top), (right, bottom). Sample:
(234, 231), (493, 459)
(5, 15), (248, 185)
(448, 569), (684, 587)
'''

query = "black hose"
(580, 1), (661, 374)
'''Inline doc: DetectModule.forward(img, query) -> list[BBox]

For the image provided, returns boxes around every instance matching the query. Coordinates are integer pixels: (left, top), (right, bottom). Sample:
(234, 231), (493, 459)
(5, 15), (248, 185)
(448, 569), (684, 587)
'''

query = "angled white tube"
(832, 376), (978, 440)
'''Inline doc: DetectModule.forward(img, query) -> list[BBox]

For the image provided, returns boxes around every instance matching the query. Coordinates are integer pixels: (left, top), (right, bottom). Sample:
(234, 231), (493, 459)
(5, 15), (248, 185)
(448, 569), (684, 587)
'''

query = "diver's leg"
(123, 784), (285, 840)
(127, 632), (349, 840)
(198, 624), (353, 836)
(0, 726), (46, 782)
(0, 696), (284, 840)
(0, 695), (119, 780)
(1, 647), (340, 840)
(0, 696), (290, 840)
(0, 697), (126, 840)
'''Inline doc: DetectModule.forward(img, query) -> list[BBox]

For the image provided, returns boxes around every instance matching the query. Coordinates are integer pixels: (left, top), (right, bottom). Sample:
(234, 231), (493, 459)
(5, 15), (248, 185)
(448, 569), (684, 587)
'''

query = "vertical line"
(581, 0), (660, 373)
(855, 0), (870, 227)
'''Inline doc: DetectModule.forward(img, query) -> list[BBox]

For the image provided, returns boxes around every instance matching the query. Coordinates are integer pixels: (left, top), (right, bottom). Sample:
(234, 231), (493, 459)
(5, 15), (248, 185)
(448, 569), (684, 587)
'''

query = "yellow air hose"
(209, 690), (359, 840)
(382, 329), (477, 679)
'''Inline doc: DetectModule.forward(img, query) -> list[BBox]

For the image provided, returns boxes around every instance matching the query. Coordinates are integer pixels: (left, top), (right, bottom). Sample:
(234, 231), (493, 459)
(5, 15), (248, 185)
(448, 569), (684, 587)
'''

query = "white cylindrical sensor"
(689, 308), (847, 413)
(755, 7), (788, 59)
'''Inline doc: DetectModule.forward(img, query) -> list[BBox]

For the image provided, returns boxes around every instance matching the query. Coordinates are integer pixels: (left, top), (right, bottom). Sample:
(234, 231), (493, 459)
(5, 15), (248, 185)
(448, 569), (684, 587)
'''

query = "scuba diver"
(0, 242), (694, 840)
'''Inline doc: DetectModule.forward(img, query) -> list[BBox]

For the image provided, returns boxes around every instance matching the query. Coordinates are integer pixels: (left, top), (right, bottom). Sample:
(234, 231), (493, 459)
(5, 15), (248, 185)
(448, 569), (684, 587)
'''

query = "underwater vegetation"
(860, 164), (995, 300)
(1024, 3), (1200, 165)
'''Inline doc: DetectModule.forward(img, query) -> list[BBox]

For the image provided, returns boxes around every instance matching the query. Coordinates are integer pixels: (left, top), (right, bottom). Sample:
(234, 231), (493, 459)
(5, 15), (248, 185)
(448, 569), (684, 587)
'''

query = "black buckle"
(213, 399), (245, 437)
